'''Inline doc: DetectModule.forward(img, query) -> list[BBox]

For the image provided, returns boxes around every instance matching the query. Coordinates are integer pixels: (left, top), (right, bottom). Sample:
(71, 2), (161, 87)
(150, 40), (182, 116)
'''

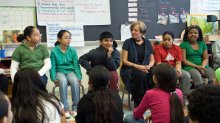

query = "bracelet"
(131, 63), (134, 67)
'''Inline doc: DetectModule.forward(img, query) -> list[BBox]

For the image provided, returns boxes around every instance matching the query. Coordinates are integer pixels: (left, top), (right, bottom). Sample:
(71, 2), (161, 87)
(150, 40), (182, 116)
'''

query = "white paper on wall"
(36, 0), (75, 26)
(75, 0), (111, 25)
(121, 24), (131, 41)
(46, 23), (84, 47)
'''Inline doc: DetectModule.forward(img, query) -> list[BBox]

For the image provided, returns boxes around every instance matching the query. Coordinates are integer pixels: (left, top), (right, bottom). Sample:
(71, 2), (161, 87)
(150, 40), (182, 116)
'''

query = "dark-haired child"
(188, 85), (220, 123)
(75, 65), (123, 123)
(12, 68), (65, 123)
(154, 31), (191, 101)
(180, 25), (215, 87)
(124, 63), (184, 123)
(0, 91), (13, 123)
(50, 30), (82, 117)
(79, 31), (120, 91)
(10, 26), (51, 86)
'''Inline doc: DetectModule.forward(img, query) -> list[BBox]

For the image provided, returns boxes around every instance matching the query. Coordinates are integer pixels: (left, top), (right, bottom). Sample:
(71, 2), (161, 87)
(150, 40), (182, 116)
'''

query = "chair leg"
(80, 83), (85, 95)
(52, 85), (58, 95)
(128, 93), (131, 110)
(121, 88), (125, 102)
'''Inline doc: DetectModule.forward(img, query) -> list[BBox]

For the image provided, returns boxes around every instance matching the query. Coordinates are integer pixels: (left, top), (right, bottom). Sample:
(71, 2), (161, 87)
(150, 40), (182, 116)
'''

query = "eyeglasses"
(32, 33), (42, 37)
(62, 37), (72, 40)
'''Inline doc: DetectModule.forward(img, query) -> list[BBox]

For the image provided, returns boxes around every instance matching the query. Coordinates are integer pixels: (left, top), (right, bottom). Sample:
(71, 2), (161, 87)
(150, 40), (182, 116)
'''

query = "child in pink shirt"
(124, 63), (184, 123)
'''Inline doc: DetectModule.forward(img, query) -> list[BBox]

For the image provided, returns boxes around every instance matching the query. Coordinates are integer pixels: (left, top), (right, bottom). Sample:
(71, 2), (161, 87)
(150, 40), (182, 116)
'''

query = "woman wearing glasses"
(50, 30), (82, 117)
(10, 26), (51, 86)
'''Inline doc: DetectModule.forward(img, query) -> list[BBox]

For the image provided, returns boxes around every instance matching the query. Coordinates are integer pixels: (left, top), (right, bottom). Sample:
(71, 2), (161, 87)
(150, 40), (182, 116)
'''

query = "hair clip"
(170, 91), (176, 95)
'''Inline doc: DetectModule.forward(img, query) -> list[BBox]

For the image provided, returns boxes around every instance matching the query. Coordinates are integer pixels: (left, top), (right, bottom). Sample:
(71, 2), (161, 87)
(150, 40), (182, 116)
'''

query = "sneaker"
(69, 110), (77, 117)
(65, 111), (70, 119)
(69, 110), (74, 115)
(73, 111), (77, 117)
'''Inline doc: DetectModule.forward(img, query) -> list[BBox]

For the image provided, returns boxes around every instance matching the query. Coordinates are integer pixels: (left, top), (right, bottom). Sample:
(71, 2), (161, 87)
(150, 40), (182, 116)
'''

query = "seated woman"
(0, 91), (13, 123)
(75, 66), (123, 123)
(180, 25), (215, 87)
(11, 68), (65, 123)
(120, 20), (155, 107)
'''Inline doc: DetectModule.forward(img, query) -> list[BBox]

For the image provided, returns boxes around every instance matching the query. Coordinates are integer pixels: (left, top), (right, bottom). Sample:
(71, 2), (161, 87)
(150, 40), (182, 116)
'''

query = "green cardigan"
(50, 45), (82, 81)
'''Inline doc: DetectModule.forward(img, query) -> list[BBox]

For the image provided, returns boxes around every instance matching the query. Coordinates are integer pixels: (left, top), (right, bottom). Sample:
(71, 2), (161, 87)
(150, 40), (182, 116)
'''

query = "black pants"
(131, 68), (153, 107)
(0, 74), (8, 94)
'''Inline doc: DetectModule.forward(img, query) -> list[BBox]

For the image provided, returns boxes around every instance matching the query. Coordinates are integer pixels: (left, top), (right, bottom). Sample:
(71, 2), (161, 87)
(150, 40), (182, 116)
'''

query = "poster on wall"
(36, 0), (75, 26)
(0, 7), (35, 42)
(187, 14), (218, 35)
(121, 24), (131, 41)
(74, 0), (111, 25)
(46, 23), (84, 47)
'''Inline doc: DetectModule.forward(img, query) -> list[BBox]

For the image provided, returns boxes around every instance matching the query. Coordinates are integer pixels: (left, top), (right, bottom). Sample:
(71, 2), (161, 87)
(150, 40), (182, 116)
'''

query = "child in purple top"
(124, 63), (184, 123)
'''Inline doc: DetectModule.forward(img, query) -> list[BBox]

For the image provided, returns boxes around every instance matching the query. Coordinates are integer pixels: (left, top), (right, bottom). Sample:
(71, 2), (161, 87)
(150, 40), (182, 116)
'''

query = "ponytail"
(17, 34), (25, 42)
(54, 41), (60, 46)
(170, 93), (184, 123)
(93, 89), (116, 123)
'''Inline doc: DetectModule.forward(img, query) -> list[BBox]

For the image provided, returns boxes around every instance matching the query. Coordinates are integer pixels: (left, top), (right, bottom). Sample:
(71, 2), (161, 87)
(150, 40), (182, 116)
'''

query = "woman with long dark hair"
(76, 66), (123, 123)
(11, 68), (65, 123)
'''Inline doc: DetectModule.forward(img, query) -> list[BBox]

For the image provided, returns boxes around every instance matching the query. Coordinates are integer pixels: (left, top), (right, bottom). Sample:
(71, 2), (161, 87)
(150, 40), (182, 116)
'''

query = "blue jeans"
(56, 72), (79, 111)
(124, 114), (146, 123)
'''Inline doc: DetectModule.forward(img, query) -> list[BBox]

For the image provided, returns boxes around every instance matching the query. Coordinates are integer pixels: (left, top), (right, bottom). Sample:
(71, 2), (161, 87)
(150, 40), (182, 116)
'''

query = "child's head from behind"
(99, 31), (113, 50)
(188, 85), (220, 123)
(153, 63), (177, 92)
(0, 91), (13, 123)
(183, 25), (203, 42)
(17, 26), (42, 44)
(55, 30), (71, 46)
(162, 31), (174, 48)
(89, 66), (110, 91)
(12, 68), (46, 99)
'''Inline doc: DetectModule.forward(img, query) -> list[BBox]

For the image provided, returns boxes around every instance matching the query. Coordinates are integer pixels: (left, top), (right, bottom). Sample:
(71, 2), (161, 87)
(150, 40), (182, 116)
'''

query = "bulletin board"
(136, 0), (190, 38)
